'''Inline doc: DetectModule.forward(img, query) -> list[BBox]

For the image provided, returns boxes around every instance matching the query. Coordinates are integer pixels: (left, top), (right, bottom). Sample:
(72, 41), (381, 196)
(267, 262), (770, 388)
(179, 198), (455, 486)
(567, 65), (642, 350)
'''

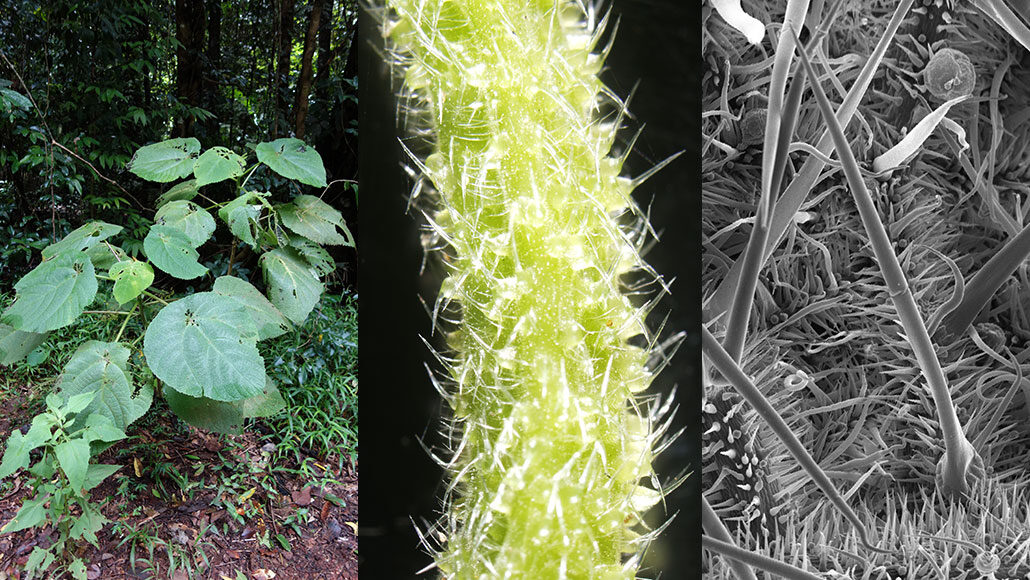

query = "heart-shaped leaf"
(1, 252), (98, 333)
(162, 378), (285, 434)
(277, 195), (352, 246)
(156, 179), (200, 209)
(144, 292), (267, 402)
(109, 260), (155, 304)
(0, 323), (47, 365)
(288, 235), (336, 277)
(218, 192), (265, 248)
(57, 341), (151, 431)
(127, 138), (201, 183)
(260, 248), (324, 326)
(42, 221), (124, 260)
(193, 146), (247, 187)
(155, 200), (216, 247)
(212, 276), (293, 340)
(256, 138), (327, 187)
(143, 225), (208, 280)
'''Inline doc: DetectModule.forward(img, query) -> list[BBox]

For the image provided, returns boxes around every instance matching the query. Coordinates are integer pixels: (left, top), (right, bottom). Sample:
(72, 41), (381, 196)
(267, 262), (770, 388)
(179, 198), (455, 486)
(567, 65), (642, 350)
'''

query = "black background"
(358, 0), (700, 577)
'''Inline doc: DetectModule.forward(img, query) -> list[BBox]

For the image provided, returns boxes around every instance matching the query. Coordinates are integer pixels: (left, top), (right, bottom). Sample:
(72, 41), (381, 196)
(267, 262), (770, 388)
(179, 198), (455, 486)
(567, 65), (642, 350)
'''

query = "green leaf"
(25, 346), (48, 367)
(41, 221), (123, 259)
(45, 393), (64, 415)
(109, 260), (155, 304)
(56, 341), (150, 431)
(0, 88), (31, 111)
(212, 276), (293, 340)
(84, 242), (127, 273)
(162, 385), (244, 434)
(82, 464), (121, 491)
(0, 431), (33, 479)
(55, 438), (90, 491)
(155, 200), (216, 247)
(260, 248), (324, 326)
(277, 195), (352, 246)
(163, 378), (285, 434)
(234, 378), (287, 418)
(218, 191), (265, 248)
(67, 556), (89, 580)
(24, 546), (54, 580)
(27, 457), (56, 479)
(193, 146), (247, 187)
(144, 225), (208, 280)
(144, 292), (267, 401)
(1, 497), (47, 533)
(80, 413), (128, 443)
(256, 138), (327, 187)
(62, 391), (98, 415)
(288, 235), (336, 277)
(276, 533), (291, 551)
(0, 323), (47, 365)
(127, 138), (201, 183)
(156, 179), (200, 209)
(69, 503), (108, 545)
(1, 252), (98, 333)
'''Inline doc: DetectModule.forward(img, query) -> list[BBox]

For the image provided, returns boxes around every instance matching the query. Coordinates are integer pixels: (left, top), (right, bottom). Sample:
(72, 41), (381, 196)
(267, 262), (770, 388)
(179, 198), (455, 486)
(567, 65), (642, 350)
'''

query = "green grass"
(258, 290), (358, 472)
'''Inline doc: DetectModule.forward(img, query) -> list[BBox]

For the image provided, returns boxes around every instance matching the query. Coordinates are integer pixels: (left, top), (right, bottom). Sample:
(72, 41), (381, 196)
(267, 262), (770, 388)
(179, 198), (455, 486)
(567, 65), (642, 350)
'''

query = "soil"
(0, 383), (357, 580)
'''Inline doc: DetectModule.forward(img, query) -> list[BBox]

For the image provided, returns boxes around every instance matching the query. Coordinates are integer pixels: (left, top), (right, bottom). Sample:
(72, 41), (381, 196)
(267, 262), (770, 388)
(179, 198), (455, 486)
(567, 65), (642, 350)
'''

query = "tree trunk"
(174, 0), (206, 138)
(273, 0), (295, 138)
(314, 0), (334, 91)
(203, 0), (222, 139)
(316, 4), (356, 182)
(293, 0), (323, 139)
(143, 18), (152, 111)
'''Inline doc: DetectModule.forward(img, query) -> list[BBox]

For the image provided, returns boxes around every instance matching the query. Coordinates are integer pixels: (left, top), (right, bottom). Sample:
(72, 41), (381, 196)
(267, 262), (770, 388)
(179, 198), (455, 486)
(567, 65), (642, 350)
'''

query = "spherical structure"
(738, 107), (767, 147)
(923, 48), (976, 101)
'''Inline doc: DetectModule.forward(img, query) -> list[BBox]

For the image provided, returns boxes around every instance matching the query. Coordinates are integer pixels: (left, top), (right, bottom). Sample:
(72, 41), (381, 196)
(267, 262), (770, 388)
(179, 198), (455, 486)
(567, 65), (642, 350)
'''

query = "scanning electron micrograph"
(702, 1), (1030, 578)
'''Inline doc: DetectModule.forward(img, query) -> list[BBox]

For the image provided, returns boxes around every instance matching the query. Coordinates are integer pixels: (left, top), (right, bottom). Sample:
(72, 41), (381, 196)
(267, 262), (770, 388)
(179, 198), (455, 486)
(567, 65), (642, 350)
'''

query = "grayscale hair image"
(703, 0), (1030, 578)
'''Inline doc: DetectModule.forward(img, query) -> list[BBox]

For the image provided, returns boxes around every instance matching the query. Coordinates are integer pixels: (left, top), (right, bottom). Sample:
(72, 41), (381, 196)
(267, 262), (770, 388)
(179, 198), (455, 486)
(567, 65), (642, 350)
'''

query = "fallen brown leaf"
(291, 486), (312, 506)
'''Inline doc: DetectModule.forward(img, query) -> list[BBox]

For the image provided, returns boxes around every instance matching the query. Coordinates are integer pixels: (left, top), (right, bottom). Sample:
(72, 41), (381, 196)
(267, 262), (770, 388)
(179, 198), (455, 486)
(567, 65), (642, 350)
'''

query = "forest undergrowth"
(703, 1), (1030, 578)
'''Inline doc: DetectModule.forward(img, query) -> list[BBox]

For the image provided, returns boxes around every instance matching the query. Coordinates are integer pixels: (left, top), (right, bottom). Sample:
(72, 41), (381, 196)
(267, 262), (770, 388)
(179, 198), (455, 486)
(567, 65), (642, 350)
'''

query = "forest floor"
(0, 381), (357, 580)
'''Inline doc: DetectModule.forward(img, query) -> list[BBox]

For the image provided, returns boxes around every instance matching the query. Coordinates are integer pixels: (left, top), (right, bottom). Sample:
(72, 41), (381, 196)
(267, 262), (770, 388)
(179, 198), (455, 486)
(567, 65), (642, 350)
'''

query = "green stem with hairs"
(385, 0), (665, 576)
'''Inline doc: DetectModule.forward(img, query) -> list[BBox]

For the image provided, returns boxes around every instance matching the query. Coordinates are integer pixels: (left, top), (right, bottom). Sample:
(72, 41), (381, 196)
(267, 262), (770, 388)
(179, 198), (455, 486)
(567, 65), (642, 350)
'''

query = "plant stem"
(386, 0), (663, 575)
(142, 291), (168, 306)
(113, 302), (138, 344)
